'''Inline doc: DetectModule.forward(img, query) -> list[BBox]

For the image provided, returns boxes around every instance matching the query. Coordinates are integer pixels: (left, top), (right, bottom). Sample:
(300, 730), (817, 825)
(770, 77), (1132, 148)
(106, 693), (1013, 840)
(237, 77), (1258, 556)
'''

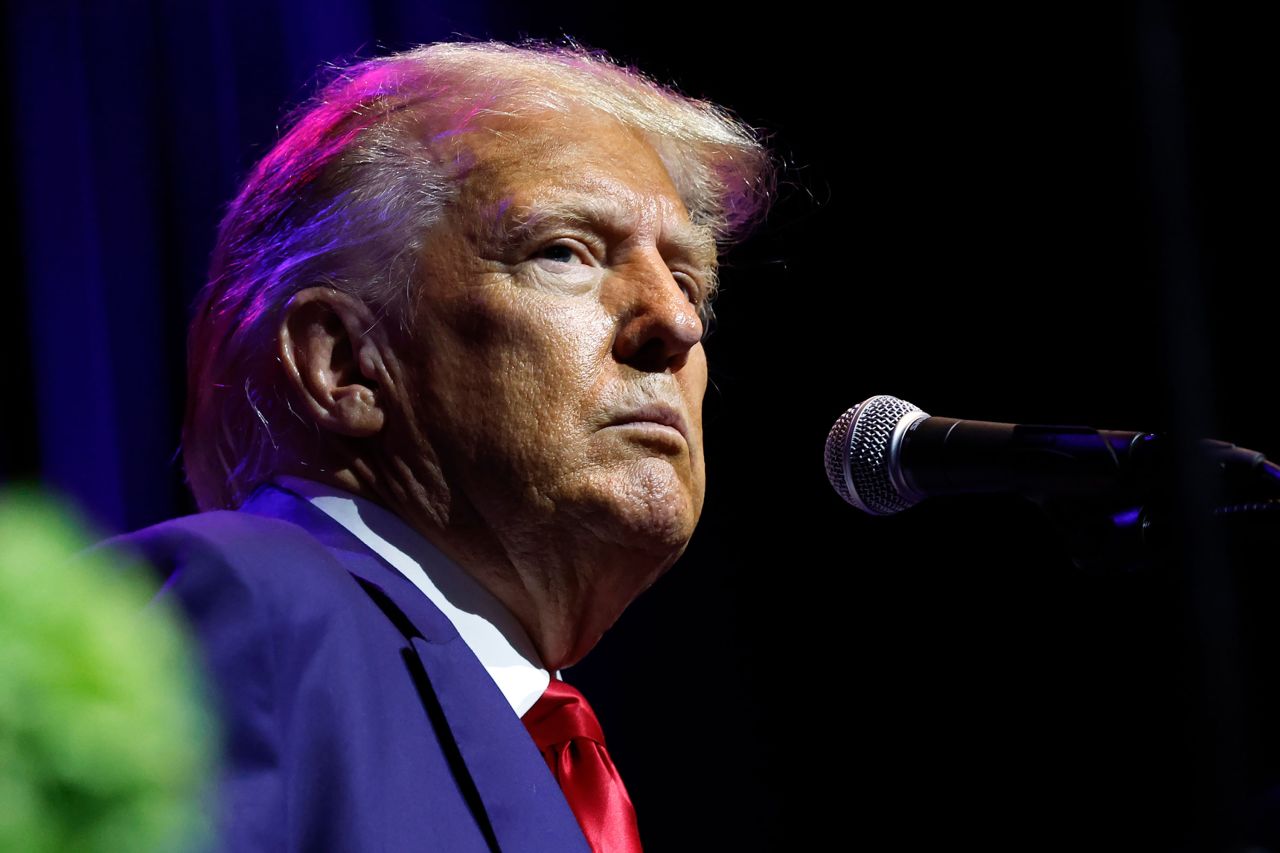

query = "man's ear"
(277, 287), (392, 438)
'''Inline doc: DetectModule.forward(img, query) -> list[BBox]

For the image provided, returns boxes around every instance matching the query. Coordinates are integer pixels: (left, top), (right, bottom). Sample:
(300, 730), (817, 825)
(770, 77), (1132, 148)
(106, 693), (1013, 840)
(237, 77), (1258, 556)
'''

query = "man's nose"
(609, 250), (705, 373)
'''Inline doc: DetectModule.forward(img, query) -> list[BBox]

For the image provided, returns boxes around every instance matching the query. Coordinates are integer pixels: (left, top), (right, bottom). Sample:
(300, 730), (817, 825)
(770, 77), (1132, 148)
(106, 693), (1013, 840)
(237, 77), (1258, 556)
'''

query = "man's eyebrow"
(494, 197), (719, 270)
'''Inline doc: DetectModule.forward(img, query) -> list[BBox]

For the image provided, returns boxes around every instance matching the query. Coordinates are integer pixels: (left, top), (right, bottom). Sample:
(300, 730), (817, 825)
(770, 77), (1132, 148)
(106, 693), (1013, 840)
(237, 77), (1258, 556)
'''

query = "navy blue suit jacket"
(104, 481), (591, 852)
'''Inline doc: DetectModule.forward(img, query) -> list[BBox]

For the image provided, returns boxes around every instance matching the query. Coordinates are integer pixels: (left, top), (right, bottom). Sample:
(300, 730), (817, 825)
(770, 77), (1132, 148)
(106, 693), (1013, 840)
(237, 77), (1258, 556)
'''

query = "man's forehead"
(450, 112), (719, 266)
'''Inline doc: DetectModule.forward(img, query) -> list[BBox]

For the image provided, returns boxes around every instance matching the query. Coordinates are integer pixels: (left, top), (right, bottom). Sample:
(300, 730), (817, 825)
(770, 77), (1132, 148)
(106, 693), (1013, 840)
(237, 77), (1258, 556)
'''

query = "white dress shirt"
(274, 475), (553, 717)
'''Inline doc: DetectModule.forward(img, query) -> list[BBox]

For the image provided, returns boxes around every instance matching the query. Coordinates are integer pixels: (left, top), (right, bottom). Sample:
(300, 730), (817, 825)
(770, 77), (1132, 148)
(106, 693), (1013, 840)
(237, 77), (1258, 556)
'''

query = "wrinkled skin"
(278, 109), (715, 669)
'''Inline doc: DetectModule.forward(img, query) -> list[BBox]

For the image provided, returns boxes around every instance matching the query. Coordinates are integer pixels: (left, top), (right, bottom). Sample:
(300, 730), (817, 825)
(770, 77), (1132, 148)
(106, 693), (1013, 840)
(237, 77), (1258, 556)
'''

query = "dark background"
(5, 1), (1277, 850)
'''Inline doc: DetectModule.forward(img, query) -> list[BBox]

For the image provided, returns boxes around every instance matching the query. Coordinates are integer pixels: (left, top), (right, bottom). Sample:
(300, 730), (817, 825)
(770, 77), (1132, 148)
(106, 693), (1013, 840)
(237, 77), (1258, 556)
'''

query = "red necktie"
(521, 679), (644, 852)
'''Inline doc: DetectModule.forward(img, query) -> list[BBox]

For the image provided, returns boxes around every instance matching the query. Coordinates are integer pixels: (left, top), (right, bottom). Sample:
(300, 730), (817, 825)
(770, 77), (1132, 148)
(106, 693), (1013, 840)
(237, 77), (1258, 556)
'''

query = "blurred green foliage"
(0, 488), (213, 852)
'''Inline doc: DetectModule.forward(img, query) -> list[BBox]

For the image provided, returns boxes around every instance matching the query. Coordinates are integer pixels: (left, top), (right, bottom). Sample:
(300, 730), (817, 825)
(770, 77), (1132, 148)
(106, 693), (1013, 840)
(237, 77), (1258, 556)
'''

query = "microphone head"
(824, 395), (930, 515)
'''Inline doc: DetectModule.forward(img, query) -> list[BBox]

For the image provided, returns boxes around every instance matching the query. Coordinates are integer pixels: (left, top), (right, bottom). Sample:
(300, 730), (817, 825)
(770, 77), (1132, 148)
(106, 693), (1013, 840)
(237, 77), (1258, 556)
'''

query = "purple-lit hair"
(183, 41), (774, 511)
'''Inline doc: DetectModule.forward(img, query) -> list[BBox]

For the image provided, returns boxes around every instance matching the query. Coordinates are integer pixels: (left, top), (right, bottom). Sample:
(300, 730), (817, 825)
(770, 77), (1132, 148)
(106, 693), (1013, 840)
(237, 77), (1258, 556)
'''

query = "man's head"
(184, 42), (771, 666)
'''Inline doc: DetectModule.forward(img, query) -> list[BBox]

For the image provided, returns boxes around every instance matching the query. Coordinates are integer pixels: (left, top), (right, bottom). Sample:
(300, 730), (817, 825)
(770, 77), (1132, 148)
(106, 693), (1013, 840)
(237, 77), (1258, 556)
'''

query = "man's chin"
(585, 459), (703, 554)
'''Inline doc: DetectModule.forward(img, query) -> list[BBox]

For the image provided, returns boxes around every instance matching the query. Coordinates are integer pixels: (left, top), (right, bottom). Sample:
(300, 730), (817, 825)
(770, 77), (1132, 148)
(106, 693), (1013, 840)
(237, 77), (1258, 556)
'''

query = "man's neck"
(273, 474), (556, 714)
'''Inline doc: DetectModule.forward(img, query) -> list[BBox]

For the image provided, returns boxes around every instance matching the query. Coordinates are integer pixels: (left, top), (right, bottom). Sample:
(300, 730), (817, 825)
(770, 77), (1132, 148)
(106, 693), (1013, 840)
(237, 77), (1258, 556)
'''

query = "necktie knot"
(522, 679), (605, 748)
(522, 679), (643, 853)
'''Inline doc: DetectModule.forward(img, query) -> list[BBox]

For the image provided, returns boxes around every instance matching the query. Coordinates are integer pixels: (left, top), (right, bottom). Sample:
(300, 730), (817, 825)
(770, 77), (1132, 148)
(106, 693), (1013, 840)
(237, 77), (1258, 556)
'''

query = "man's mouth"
(604, 403), (689, 444)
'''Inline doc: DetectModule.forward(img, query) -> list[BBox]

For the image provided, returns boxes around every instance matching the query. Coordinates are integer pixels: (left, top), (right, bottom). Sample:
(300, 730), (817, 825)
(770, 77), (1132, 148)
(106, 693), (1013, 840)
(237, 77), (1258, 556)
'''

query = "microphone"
(822, 395), (1273, 516)
(825, 396), (1280, 574)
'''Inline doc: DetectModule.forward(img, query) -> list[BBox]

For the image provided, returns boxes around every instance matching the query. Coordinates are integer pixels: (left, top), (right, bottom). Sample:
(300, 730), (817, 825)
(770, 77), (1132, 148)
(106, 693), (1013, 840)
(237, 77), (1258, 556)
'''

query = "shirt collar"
(273, 475), (553, 717)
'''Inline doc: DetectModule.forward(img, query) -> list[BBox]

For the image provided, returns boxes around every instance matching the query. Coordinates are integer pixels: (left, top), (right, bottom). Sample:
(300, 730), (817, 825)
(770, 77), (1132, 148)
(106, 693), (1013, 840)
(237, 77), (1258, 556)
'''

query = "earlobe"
(278, 287), (388, 438)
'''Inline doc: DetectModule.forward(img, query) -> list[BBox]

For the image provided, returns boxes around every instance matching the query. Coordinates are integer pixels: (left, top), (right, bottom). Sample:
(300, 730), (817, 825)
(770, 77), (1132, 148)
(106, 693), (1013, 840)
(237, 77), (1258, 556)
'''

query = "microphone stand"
(1028, 435), (1280, 573)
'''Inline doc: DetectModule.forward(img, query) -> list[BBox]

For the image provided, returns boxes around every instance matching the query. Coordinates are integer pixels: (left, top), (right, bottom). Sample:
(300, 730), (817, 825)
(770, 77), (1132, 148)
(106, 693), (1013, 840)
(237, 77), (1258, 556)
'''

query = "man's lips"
(603, 404), (690, 444)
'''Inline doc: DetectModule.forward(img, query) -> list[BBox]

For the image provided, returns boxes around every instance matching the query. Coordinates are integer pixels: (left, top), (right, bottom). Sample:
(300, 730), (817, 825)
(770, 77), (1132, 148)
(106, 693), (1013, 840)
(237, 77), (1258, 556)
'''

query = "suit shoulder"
(98, 510), (353, 606)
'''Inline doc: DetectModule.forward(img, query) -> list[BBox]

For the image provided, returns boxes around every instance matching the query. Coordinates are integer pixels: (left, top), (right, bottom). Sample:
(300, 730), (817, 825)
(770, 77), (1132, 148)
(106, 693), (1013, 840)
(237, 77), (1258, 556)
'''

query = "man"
(106, 41), (771, 851)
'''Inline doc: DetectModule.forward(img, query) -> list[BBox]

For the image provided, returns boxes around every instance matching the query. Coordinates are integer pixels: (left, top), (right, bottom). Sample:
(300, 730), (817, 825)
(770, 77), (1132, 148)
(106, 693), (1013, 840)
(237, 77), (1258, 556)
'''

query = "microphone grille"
(824, 395), (926, 515)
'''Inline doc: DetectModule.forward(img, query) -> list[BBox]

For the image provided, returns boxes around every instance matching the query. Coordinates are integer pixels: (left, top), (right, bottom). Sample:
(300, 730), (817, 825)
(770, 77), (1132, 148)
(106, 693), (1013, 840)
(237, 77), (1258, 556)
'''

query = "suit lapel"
(239, 483), (590, 853)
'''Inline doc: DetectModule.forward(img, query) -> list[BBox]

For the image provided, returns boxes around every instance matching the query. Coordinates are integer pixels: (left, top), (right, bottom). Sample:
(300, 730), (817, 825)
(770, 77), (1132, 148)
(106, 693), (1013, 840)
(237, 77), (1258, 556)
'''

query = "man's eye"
(673, 273), (700, 305)
(535, 243), (581, 264)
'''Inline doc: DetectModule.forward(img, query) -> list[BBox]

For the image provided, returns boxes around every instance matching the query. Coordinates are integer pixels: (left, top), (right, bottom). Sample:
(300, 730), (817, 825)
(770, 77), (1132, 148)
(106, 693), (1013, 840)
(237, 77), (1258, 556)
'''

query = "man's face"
(400, 109), (714, 567)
